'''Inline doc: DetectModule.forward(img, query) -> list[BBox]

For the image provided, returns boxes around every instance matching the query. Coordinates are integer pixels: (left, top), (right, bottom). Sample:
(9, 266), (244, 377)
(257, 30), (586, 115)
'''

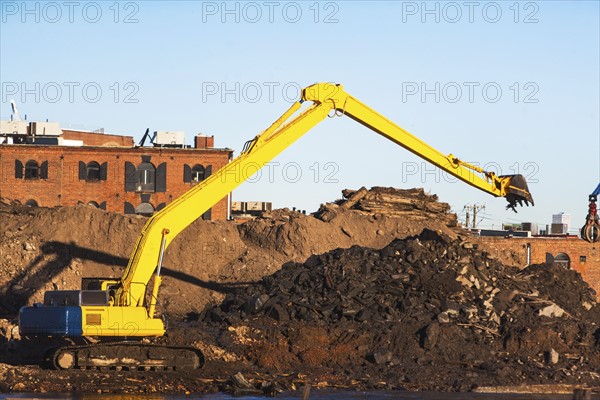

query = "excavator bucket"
(500, 174), (534, 212)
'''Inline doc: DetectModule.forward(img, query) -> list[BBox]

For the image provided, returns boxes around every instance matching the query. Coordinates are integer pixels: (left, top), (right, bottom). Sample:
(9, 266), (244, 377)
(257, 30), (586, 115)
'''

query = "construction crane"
(19, 83), (534, 370)
(581, 183), (600, 243)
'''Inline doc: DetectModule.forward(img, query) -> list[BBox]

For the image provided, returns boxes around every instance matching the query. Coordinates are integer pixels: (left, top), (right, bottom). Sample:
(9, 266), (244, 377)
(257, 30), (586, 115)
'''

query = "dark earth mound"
(199, 229), (600, 391)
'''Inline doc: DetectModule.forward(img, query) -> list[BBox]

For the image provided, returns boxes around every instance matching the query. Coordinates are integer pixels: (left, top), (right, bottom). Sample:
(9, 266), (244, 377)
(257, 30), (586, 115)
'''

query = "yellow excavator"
(19, 83), (534, 370)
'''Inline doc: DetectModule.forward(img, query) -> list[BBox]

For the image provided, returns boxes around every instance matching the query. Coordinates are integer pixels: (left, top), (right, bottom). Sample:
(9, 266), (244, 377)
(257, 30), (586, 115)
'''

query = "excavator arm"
(116, 83), (534, 310)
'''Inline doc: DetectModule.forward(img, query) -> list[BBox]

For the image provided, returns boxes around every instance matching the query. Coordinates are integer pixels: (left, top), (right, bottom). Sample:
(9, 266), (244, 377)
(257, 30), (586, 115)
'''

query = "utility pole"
(463, 204), (485, 229)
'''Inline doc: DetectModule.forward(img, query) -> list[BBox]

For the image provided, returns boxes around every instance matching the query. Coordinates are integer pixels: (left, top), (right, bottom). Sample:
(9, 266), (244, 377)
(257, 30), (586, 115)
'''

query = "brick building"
(476, 236), (600, 297)
(0, 124), (233, 220)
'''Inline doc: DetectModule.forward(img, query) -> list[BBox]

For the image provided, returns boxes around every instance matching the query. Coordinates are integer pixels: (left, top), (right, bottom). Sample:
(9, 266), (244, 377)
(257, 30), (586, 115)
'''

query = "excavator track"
(44, 342), (204, 371)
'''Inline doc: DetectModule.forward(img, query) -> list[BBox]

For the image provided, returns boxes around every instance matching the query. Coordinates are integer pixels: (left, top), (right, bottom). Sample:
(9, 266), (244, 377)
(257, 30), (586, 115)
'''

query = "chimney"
(195, 134), (214, 149)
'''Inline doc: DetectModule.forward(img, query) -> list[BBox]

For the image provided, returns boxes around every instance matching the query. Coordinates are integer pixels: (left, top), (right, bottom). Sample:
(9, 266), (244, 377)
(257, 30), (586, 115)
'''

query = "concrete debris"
(538, 304), (566, 318)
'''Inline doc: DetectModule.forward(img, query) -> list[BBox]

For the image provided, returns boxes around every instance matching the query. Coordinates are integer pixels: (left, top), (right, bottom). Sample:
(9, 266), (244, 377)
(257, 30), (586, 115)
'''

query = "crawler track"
(45, 342), (204, 371)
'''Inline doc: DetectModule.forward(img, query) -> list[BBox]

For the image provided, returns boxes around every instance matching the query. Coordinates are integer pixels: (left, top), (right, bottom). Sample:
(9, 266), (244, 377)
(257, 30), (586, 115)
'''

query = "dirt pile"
(199, 229), (600, 390)
(0, 188), (459, 318)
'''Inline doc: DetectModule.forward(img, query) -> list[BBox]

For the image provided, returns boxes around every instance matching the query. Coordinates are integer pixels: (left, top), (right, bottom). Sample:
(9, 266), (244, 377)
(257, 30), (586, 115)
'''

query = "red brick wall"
(0, 145), (232, 220)
(61, 130), (135, 147)
(476, 236), (600, 296)
(195, 135), (215, 149)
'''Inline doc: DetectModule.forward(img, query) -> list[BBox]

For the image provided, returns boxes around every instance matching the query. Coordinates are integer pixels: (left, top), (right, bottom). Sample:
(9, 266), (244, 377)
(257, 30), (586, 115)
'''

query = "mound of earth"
(198, 229), (600, 391)
(0, 187), (459, 318)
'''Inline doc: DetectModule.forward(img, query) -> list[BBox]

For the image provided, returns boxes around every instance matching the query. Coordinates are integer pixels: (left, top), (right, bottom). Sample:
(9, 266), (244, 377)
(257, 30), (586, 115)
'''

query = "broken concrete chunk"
(456, 276), (471, 287)
(437, 312), (450, 324)
(538, 304), (565, 318)
(545, 348), (559, 365)
(369, 350), (393, 365)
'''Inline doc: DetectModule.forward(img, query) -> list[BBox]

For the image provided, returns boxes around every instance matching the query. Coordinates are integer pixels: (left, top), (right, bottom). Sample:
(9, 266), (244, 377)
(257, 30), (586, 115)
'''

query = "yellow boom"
(114, 82), (533, 327)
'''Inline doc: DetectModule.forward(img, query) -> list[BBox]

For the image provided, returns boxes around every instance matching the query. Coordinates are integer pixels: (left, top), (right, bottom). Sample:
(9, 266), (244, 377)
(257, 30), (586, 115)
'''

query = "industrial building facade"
(476, 236), (600, 297)
(0, 129), (233, 220)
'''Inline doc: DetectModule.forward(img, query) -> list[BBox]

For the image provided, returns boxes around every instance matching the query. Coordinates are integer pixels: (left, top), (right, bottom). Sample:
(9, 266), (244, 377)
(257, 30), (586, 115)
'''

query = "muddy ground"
(0, 188), (599, 395)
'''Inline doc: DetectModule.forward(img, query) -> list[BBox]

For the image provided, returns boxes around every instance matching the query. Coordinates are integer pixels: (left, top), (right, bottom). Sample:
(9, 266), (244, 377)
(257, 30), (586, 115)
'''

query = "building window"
(79, 161), (107, 181)
(137, 162), (156, 192)
(135, 202), (155, 217)
(191, 164), (205, 182)
(25, 199), (38, 207)
(580, 255), (587, 263)
(88, 201), (100, 208)
(86, 162), (101, 181)
(125, 161), (166, 193)
(554, 253), (570, 269)
(25, 160), (39, 179)
(184, 163), (212, 184)
(16, 160), (48, 180)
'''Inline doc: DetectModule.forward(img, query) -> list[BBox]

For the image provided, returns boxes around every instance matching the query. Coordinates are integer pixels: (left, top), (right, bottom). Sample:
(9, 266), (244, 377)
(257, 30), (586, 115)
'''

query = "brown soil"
(0, 188), (598, 395)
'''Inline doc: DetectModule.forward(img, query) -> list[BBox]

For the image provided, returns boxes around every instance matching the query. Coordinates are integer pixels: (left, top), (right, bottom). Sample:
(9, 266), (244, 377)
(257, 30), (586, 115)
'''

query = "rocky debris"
(315, 187), (458, 228)
(0, 319), (20, 357)
(201, 229), (600, 390)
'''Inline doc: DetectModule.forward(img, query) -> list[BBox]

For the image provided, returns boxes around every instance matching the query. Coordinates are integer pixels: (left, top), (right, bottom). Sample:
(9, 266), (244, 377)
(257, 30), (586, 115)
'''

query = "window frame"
(135, 202), (155, 217)
(86, 161), (101, 181)
(136, 162), (156, 192)
(24, 160), (39, 180)
(191, 164), (205, 183)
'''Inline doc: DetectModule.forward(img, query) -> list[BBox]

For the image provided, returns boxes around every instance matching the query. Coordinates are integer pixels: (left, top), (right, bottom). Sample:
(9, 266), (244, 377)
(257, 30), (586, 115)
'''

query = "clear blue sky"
(1, 1), (598, 232)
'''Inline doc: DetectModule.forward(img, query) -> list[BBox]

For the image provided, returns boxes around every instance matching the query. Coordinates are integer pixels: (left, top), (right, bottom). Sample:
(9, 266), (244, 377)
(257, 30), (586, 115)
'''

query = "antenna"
(10, 100), (21, 121)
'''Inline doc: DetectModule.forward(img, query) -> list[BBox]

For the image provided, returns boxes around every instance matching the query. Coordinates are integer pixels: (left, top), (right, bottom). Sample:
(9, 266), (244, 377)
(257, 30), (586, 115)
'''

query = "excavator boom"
(117, 83), (533, 309)
(19, 82), (534, 370)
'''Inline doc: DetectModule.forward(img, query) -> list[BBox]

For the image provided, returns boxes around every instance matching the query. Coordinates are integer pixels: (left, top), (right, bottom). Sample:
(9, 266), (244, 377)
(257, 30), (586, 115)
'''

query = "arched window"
(191, 164), (205, 182)
(25, 160), (39, 179)
(88, 201), (100, 208)
(554, 253), (570, 269)
(137, 162), (155, 192)
(135, 202), (155, 217)
(25, 199), (38, 207)
(86, 161), (101, 181)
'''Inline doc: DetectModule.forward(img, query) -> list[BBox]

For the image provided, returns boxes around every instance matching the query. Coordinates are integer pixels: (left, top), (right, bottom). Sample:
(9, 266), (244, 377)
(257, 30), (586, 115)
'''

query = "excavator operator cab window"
(44, 291), (80, 306)
(80, 290), (109, 306)
(43, 290), (109, 306)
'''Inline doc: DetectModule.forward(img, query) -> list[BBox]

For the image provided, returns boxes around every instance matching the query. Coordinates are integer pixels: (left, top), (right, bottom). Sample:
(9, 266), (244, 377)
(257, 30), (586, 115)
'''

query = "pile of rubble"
(201, 229), (600, 390)
(315, 187), (458, 227)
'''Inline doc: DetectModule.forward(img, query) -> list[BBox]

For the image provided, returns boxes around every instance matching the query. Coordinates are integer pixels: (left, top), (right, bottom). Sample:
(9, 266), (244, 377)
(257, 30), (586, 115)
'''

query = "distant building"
(522, 222), (539, 235)
(551, 212), (571, 235)
(0, 119), (233, 219)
